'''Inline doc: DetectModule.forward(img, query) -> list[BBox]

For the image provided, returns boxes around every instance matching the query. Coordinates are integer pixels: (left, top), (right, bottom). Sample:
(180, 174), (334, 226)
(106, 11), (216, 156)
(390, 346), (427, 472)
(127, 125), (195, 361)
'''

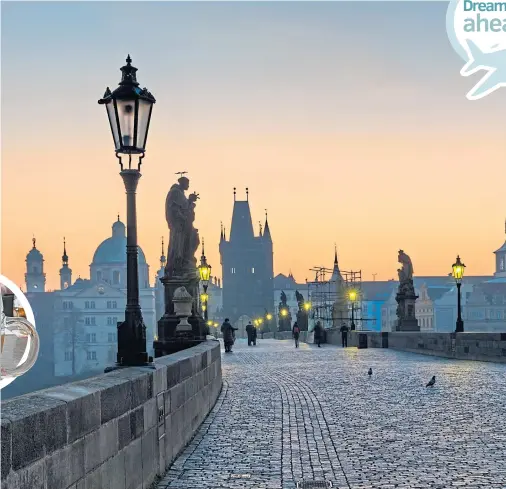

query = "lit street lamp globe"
(452, 255), (466, 284)
(280, 308), (288, 317)
(98, 55), (156, 160)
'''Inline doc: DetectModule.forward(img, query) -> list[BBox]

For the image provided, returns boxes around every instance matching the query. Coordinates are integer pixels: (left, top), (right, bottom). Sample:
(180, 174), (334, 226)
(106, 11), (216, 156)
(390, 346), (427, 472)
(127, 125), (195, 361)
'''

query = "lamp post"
(348, 290), (357, 331)
(98, 55), (155, 367)
(198, 240), (212, 322)
(452, 255), (466, 333)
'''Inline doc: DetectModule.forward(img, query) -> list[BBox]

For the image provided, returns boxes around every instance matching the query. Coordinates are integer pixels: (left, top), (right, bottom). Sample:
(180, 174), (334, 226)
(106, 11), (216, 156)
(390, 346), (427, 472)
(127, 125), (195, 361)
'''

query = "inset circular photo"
(0, 274), (39, 389)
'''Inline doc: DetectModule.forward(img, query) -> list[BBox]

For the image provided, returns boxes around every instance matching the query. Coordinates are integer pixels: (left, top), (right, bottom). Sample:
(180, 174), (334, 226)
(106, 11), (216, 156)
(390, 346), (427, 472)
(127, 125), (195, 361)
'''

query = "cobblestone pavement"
(157, 339), (506, 489)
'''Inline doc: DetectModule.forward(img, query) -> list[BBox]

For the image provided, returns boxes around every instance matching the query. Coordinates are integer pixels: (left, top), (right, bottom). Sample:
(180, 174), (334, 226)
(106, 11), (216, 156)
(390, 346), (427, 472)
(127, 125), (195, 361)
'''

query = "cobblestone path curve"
(157, 339), (506, 489)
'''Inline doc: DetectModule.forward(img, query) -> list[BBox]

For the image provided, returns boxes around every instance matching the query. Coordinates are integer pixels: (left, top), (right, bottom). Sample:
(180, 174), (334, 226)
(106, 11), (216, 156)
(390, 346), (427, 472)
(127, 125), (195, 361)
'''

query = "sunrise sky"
(2, 1), (506, 291)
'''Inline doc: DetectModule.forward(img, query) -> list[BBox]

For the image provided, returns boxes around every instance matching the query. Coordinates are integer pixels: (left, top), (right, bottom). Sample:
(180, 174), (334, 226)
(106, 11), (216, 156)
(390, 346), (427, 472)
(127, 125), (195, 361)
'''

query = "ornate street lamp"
(198, 239), (212, 322)
(452, 255), (466, 333)
(303, 302), (311, 312)
(348, 289), (357, 331)
(99, 55), (155, 368)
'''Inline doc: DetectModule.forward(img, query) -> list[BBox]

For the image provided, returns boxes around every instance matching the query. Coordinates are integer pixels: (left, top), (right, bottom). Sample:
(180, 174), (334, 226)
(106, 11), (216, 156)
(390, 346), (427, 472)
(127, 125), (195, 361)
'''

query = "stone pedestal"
(154, 272), (206, 358)
(395, 281), (420, 332)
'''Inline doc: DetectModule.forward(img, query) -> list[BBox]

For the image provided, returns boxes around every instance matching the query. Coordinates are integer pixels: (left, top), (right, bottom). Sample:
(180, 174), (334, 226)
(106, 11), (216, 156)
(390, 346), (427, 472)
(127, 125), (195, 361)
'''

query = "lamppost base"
(455, 320), (464, 333)
(115, 316), (152, 368)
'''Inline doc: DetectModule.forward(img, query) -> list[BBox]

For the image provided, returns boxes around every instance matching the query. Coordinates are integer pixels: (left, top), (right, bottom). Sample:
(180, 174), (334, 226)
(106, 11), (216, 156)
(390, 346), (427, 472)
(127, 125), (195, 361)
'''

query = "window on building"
(107, 317), (112, 325)
(90, 301), (95, 309)
(85, 317), (91, 325)
(64, 351), (73, 361)
(63, 301), (68, 310)
(63, 282), (69, 289)
(87, 351), (97, 361)
(113, 317), (118, 324)
(112, 301), (117, 309)
(107, 301), (112, 309)
(85, 301), (90, 309)
(252, 268), (255, 274)
(91, 317), (96, 325)
(113, 271), (120, 285)
(86, 333), (97, 343)
(501, 258), (505, 271)
(69, 301), (73, 310)
(97, 271), (102, 282)
(231, 268), (236, 274)
(108, 332), (116, 342)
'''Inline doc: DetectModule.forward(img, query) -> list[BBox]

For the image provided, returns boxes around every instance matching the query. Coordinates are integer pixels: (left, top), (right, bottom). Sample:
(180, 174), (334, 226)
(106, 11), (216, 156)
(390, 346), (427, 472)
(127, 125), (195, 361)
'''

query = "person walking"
(340, 322), (349, 348)
(221, 318), (237, 353)
(252, 324), (257, 346)
(314, 321), (323, 348)
(246, 321), (255, 346)
(292, 321), (301, 348)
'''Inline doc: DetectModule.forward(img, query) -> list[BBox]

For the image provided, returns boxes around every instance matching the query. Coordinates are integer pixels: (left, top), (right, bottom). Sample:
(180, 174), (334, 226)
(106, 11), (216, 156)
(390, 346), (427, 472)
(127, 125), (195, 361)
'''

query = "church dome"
(92, 218), (147, 265)
(26, 239), (43, 261)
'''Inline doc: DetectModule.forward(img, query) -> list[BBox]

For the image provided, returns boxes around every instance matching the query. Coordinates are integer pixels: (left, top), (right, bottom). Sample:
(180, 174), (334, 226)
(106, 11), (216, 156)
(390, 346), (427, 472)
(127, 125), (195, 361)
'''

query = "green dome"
(92, 218), (146, 265)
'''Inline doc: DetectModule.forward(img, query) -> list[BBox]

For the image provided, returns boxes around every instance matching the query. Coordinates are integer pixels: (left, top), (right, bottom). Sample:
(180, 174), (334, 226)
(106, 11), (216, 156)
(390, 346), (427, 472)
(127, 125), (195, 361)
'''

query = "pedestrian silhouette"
(426, 375), (436, 387)
(368, 368), (372, 377)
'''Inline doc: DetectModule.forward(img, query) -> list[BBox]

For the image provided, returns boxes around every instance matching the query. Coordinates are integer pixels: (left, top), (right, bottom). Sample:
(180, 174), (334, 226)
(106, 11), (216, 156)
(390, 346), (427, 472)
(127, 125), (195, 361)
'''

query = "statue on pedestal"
(278, 291), (292, 332)
(164, 175), (200, 278)
(154, 174), (206, 357)
(295, 290), (308, 331)
(395, 249), (419, 331)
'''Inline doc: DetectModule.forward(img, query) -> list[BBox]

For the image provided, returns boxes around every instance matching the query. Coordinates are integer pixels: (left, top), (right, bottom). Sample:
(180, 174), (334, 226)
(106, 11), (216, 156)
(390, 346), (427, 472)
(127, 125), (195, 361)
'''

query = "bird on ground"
(368, 368), (372, 376)
(426, 375), (436, 387)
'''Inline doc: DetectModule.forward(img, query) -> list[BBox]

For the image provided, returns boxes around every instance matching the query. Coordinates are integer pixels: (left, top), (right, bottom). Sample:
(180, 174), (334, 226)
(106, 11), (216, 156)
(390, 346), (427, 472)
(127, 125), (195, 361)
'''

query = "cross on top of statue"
(175, 171), (188, 178)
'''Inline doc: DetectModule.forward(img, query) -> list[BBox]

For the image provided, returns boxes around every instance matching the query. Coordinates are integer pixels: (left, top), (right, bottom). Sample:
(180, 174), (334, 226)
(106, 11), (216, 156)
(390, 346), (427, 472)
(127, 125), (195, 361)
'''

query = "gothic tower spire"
(60, 237), (72, 289)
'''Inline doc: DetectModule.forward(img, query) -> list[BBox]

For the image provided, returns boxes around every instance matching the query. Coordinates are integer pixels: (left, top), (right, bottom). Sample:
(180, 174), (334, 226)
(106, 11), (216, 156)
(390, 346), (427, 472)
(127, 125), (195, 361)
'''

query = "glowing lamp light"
(213, 322), (219, 327)
(200, 293), (209, 303)
(303, 302), (311, 311)
(198, 262), (212, 287)
(98, 55), (156, 159)
(348, 290), (357, 302)
(266, 313), (273, 321)
(207, 320), (213, 326)
(258, 318), (263, 324)
(452, 255), (466, 284)
(280, 308), (288, 317)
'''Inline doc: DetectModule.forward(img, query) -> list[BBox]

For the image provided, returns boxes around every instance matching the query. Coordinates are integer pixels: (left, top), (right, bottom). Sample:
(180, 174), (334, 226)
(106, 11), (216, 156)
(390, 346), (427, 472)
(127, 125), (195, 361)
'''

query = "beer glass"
(1, 291), (40, 387)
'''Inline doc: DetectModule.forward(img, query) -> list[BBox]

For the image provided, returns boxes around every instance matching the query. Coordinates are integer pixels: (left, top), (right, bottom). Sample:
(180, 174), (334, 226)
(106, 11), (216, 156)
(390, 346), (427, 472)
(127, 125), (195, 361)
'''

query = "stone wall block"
(143, 397), (157, 433)
(2, 395), (67, 470)
(141, 428), (158, 488)
(42, 385), (101, 443)
(1, 418), (12, 480)
(45, 438), (85, 489)
(84, 419), (118, 473)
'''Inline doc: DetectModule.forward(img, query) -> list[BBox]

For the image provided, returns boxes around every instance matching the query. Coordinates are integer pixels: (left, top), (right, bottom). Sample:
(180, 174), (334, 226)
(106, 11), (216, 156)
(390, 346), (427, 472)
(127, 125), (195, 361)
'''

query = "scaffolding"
(307, 266), (363, 330)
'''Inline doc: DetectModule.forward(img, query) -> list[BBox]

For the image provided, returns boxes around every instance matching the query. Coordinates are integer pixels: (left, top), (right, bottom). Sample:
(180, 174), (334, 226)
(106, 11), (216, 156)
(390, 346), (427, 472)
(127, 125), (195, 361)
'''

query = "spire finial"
(246, 187), (249, 201)
(126, 54), (132, 65)
(265, 209), (268, 221)
(117, 213), (120, 222)
(202, 238), (205, 256)
(233, 187), (236, 201)
(259, 221), (263, 236)
(161, 236), (164, 255)
(334, 243), (338, 265)
(64, 237), (67, 253)
(32, 236), (36, 249)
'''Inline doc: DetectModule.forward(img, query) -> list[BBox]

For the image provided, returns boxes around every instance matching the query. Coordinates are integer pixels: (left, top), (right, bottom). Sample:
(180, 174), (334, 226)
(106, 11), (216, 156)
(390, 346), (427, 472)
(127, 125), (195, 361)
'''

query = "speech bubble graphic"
(447, 0), (506, 100)
(0, 275), (38, 390)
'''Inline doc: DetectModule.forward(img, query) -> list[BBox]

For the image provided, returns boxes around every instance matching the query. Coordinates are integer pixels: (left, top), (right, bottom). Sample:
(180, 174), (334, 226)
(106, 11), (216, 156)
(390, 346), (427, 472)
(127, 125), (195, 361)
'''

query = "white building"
(25, 218), (156, 377)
